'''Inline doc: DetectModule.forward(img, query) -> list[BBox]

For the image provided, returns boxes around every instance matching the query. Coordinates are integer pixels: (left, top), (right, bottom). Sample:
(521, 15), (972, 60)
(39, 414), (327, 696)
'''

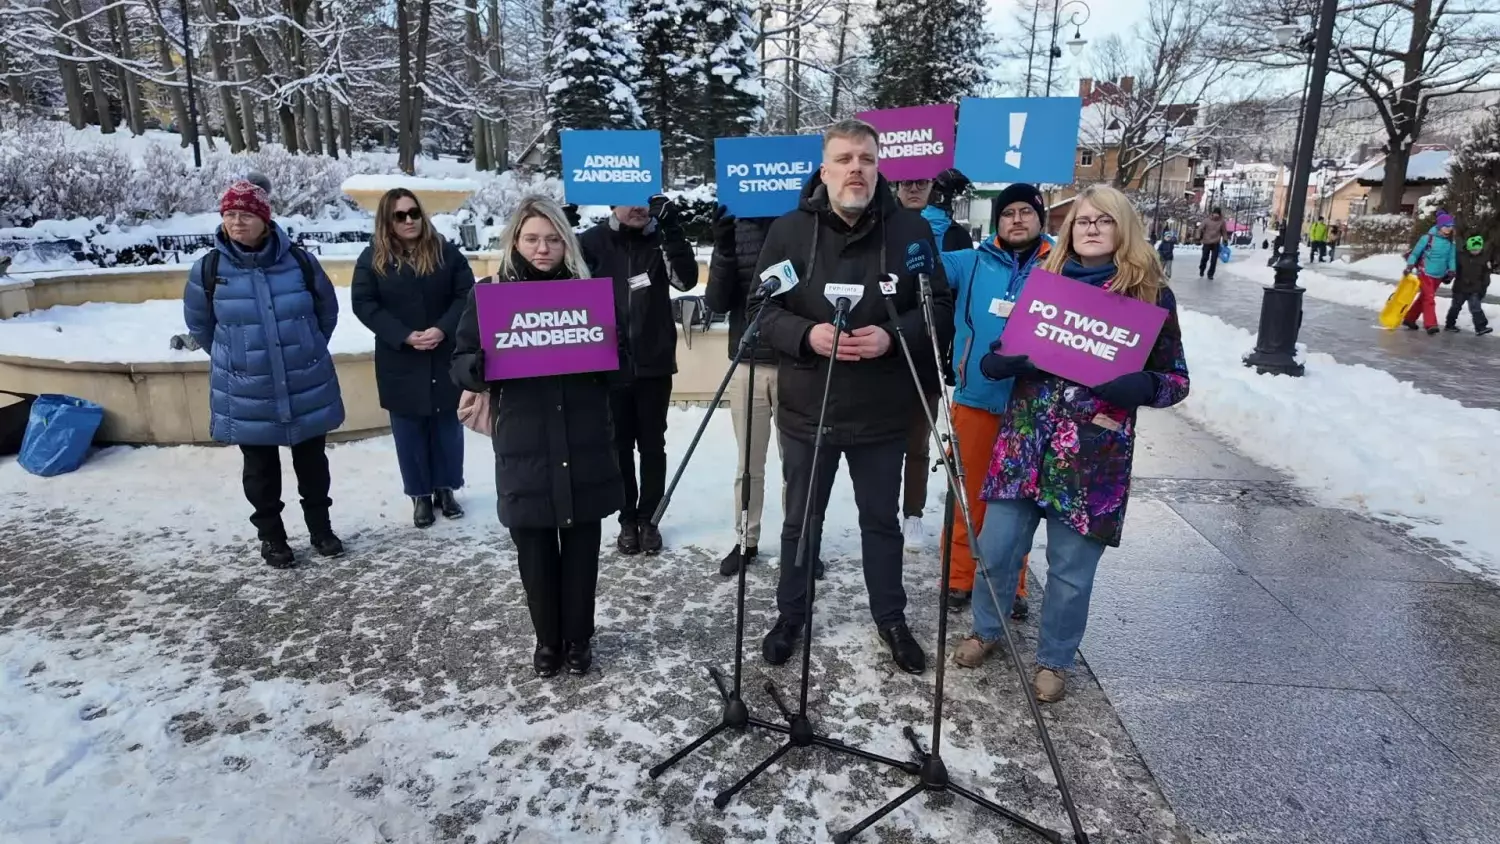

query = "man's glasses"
(1000, 207), (1038, 220)
(391, 209), (423, 223)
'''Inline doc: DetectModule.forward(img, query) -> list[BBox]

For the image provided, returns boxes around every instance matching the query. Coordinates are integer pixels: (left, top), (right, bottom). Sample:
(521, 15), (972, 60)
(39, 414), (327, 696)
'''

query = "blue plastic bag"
(1219, 243), (1232, 263)
(18, 394), (104, 477)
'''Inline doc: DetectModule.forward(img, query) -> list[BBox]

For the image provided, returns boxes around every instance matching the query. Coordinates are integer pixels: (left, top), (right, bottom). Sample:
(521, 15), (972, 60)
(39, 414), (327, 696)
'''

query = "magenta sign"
(855, 104), (956, 181)
(474, 277), (619, 381)
(998, 269), (1168, 387)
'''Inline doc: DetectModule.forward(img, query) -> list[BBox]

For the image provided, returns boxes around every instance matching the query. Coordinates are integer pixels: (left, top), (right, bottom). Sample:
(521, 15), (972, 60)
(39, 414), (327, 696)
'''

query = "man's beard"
(833, 191), (871, 218)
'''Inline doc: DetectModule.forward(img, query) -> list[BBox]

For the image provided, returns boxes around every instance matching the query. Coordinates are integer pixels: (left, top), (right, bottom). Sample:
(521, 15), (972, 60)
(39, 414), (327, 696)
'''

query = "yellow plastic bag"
(1378, 273), (1422, 329)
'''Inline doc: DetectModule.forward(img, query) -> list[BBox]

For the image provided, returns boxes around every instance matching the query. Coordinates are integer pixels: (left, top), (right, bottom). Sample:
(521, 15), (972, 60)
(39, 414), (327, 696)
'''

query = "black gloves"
(933, 168), (971, 196)
(651, 194), (683, 236)
(1090, 371), (1158, 410)
(979, 339), (1037, 381)
(711, 204), (736, 252)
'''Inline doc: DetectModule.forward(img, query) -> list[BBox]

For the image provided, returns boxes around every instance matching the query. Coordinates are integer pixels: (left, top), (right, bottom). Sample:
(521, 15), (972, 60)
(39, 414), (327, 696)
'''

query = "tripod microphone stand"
(832, 274), (1089, 844)
(647, 299), (790, 780)
(708, 291), (921, 810)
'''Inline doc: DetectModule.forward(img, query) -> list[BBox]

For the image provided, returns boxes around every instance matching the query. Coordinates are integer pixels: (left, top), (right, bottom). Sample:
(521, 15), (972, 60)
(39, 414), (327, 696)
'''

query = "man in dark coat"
(704, 206), (778, 576)
(579, 199), (699, 556)
(750, 118), (955, 676)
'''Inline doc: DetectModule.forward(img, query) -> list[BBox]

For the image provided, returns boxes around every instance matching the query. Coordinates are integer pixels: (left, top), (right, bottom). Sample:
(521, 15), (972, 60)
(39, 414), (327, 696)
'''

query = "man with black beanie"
(579, 199), (699, 556)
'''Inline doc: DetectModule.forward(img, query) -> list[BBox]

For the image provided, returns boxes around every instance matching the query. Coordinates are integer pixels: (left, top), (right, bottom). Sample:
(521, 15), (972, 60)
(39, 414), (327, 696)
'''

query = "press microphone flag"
(756, 259), (801, 298)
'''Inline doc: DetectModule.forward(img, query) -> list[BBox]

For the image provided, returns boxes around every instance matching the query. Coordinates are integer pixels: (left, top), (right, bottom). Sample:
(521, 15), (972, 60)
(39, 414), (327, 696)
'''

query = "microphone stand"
(832, 275), (1088, 844)
(709, 296), (920, 811)
(647, 295), (790, 779)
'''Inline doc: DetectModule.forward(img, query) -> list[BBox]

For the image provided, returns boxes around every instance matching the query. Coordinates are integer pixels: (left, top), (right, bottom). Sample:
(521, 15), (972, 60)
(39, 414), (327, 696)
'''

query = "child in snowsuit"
(1404, 213), (1458, 335)
(1446, 235), (1494, 336)
(1157, 230), (1176, 277)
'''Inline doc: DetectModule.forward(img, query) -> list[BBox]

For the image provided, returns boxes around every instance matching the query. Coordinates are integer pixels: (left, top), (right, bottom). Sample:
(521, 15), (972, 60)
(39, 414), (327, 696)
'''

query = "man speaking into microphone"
(748, 118), (954, 675)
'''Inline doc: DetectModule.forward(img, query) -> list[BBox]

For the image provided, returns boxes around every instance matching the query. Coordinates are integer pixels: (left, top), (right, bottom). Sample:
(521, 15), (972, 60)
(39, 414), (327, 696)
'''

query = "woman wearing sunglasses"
(955, 184), (1190, 703)
(352, 188), (476, 527)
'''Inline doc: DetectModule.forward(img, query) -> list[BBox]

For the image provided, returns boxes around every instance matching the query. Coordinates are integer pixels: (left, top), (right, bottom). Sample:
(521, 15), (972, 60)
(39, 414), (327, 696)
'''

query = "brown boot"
(953, 634), (1001, 669)
(1034, 667), (1066, 702)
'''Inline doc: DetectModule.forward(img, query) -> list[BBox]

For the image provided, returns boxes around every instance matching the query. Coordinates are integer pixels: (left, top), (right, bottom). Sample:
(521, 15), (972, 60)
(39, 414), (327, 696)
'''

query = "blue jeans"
(973, 498), (1107, 670)
(389, 412), (465, 497)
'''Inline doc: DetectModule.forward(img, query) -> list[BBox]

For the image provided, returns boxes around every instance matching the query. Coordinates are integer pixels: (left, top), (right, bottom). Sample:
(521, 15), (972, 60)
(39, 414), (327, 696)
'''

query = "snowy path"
(0, 411), (1189, 844)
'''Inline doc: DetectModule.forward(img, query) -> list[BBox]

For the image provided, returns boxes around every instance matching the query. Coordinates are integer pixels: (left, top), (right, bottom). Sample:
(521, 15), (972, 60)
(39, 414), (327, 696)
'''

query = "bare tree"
(1217, 0), (1500, 212)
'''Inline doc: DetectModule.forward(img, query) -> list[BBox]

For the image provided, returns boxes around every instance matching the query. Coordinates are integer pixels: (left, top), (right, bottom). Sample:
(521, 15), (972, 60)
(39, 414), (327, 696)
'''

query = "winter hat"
(1436, 211), (1455, 228)
(995, 183), (1045, 219)
(220, 180), (272, 224)
(244, 171), (273, 198)
(1467, 235), (1485, 251)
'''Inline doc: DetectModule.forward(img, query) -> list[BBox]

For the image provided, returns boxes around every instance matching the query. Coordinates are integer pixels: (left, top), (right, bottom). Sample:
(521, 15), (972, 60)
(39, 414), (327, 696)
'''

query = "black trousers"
(239, 435), (332, 541)
(777, 432), (907, 627)
(610, 375), (672, 525)
(1199, 243), (1221, 277)
(1447, 292), (1490, 330)
(510, 520), (603, 647)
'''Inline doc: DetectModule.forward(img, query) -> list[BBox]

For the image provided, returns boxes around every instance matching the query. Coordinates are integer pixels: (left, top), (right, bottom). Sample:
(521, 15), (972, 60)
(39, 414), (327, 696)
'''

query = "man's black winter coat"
(351, 239), (475, 417)
(579, 216), (699, 381)
(750, 173), (954, 446)
(704, 216), (776, 364)
(450, 254), (625, 530)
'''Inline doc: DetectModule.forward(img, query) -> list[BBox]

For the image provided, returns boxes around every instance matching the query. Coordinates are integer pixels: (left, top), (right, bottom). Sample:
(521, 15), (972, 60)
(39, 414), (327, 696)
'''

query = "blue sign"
(561, 129), (662, 206)
(953, 97), (1083, 185)
(715, 135), (822, 218)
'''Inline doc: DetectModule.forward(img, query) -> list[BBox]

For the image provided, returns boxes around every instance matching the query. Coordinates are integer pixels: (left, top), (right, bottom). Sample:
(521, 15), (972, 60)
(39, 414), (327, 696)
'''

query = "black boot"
(413, 495), (435, 528)
(434, 488), (464, 519)
(719, 545), (757, 576)
(534, 643), (563, 678)
(616, 522), (641, 555)
(1011, 594), (1030, 620)
(1426, 326), (1441, 335)
(310, 531), (344, 558)
(1478, 326), (1494, 336)
(1403, 321), (1420, 330)
(946, 588), (972, 611)
(1444, 324), (1461, 333)
(640, 522), (663, 555)
(564, 639), (593, 675)
(761, 616), (801, 665)
(813, 557), (826, 581)
(260, 538), (296, 569)
(878, 621), (928, 675)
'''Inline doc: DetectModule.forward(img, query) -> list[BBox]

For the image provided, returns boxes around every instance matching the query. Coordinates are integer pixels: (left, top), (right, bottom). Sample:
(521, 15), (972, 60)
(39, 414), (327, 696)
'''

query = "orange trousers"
(945, 403), (1028, 598)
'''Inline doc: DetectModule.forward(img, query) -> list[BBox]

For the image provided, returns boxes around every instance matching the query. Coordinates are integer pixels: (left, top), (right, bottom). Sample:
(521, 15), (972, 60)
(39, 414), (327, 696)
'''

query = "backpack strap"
(289, 245), (316, 294)
(201, 250), (221, 305)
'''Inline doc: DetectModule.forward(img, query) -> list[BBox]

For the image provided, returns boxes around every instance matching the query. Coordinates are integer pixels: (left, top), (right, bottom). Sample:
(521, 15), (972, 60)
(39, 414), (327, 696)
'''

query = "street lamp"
(1150, 118), (1171, 240)
(1244, 0), (1339, 377)
(1044, 0), (1090, 96)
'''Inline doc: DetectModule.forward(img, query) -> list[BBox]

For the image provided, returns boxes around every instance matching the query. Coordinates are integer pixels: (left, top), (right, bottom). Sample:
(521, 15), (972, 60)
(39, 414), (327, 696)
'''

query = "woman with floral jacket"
(953, 184), (1191, 703)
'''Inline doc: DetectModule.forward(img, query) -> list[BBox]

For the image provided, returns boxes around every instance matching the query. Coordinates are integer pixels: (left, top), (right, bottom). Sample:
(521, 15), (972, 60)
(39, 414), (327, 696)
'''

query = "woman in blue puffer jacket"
(183, 180), (346, 569)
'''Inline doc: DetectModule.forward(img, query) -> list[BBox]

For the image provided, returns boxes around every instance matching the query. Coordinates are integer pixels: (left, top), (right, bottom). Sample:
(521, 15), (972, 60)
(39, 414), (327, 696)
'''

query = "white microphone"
(756, 259), (801, 298)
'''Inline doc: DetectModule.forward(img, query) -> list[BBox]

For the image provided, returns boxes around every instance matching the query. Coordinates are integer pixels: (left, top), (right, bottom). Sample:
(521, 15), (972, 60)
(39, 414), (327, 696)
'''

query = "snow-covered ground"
(1222, 258), (1500, 323)
(1346, 253), (1410, 280)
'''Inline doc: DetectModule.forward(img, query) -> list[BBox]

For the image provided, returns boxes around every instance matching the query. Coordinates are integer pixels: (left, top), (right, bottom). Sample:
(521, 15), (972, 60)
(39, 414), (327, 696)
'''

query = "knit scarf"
(1060, 257), (1118, 289)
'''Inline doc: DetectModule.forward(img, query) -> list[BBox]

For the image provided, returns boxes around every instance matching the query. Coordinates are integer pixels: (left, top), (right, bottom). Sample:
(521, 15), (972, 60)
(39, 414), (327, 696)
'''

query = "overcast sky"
(984, 0), (1158, 94)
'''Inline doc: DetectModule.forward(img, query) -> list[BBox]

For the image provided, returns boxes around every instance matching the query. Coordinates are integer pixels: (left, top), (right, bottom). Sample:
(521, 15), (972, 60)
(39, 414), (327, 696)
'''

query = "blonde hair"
(1045, 184), (1165, 304)
(496, 195), (588, 280)
(372, 188), (444, 278)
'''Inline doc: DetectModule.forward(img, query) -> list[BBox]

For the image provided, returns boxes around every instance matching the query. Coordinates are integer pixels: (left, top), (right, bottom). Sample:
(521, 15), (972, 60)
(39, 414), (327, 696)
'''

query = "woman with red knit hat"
(183, 179), (347, 569)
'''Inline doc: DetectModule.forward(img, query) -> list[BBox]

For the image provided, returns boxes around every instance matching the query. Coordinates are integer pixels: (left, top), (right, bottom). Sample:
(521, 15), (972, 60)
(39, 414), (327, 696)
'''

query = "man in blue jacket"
(939, 182), (1050, 639)
(183, 180), (346, 569)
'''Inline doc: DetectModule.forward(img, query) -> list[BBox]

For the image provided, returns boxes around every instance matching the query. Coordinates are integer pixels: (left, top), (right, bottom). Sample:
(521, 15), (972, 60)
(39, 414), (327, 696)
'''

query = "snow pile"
(1346, 253), (1411, 280)
(0, 288), (375, 363)
(1175, 308), (1500, 581)
(340, 174), (482, 194)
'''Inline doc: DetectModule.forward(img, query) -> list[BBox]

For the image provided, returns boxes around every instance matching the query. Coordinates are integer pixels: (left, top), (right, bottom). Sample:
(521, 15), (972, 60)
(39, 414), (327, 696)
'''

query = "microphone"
(879, 273), (901, 323)
(755, 259), (801, 299)
(823, 282), (865, 329)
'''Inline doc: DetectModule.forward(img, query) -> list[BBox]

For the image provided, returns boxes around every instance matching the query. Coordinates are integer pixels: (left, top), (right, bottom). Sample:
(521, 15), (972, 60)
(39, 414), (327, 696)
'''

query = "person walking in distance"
(1156, 229), (1177, 278)
(1446, 235), (1494, 336)
(1403, 212), (1459, 335)
(936, 182), (1047, 622)
(182, 180), (346, 568)
(750, 118), (956, 675)
(451, 196), (626, 677)
(579, 198), (699, 556)
(352, 189), (476, 527)
(893, 168), (973, 549)
(956, 185), (1190, 703)
(1307, 216), (1330, 262)
(1198, 207), (1226, 279)
(704, 204), (780, 576)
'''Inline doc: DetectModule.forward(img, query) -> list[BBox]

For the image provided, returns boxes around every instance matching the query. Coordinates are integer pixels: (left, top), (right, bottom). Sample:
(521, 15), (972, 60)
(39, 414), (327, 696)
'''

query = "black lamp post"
(178, 0), (202, 167)
(1244, 0), (1338, 377)
(1043, 0), (1090, 97)
(1150, 118), (1170, 240)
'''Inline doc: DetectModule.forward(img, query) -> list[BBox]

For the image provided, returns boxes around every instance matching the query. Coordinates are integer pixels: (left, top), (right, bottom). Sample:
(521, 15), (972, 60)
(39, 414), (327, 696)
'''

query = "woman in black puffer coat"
(451, 196), (625, 678)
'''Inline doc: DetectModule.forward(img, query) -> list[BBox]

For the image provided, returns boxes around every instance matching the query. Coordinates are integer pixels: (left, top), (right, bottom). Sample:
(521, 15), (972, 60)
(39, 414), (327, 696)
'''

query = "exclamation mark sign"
(1005, 113), (1026, 169)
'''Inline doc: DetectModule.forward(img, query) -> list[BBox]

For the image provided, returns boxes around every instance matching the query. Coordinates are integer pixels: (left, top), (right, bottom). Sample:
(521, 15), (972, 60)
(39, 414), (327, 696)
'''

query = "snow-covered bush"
(465, 170), (565, 224)
(0, 120), (133, 226)
(1345, 213), (1414, 253)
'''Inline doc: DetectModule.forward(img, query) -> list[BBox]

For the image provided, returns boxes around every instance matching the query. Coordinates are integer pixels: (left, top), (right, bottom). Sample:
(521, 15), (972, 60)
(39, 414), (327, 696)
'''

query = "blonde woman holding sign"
(451, 196), (625, 678)
(955, 184), (1190, 703)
